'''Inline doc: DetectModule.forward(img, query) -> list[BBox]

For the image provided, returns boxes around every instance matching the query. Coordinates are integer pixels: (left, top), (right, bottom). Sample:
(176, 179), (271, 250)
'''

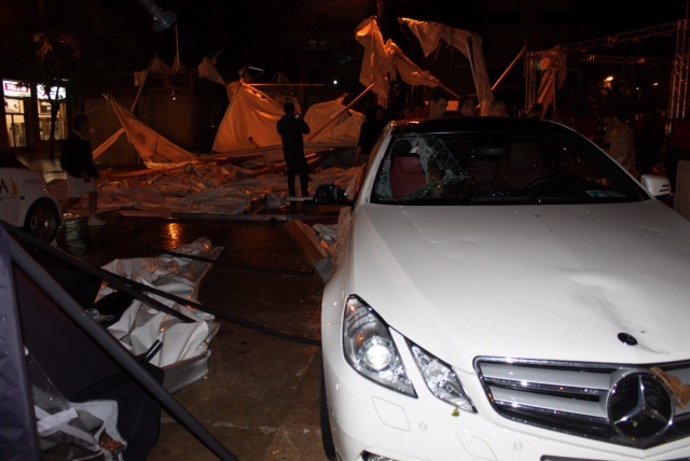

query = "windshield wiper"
(470, 192), (581, 205)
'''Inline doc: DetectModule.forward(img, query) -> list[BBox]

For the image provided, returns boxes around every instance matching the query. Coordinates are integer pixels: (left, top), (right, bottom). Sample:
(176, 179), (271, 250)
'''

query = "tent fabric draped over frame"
(303, 96), (365, 144)
(400, 17), (494, 113)
(107, 97), (197, 169)
(355, 16), (443, 107)
(211, 81), (364, 155)
(212, 81), (284, 153)
(535, 47), (568, 115)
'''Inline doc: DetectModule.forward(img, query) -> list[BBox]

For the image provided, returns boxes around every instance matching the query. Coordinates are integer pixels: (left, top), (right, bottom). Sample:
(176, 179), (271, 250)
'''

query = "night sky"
(5, 0), (687, 96)
(136, 0), (689, 79)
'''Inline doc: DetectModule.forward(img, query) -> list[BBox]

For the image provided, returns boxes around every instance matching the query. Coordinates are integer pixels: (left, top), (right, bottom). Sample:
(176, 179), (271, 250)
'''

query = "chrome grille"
(475, 357), (690, 448)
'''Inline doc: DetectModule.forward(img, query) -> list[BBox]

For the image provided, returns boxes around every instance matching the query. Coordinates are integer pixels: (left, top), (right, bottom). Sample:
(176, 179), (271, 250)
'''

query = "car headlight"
(342, 296), (416, 397)
(408, 341), (475, 412)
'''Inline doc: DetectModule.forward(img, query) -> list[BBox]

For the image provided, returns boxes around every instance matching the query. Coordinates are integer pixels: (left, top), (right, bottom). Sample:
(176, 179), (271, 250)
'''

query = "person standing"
(60, 114), (105, 226)
(427, 89), (449, 119)
(489, 99), (509, 117)
(405, 90), (449, 120)
(665, 118), (690, 191)
(604, 114), (636, 174)
(277, 101), (311, 197)
(634, 113), (665, 175)
(459, 95), (479, 117)
(525, 102), (543, 119)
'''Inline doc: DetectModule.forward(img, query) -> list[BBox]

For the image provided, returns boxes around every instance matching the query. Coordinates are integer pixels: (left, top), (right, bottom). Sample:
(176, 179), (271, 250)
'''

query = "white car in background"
(320, 117), (690, 461)
(0, 150), (60, 242)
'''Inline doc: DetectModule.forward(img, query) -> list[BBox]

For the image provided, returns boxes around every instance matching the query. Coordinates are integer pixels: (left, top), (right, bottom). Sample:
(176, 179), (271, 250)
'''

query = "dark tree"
(29, 31), (81, 159)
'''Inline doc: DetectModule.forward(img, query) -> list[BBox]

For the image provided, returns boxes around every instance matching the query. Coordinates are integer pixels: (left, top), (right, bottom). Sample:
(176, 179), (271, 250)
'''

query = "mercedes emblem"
(607, 370), (674, 440)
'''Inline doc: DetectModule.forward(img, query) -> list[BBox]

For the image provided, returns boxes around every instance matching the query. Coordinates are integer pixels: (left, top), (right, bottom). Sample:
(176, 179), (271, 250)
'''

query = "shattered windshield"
(372, 130), (647, 205)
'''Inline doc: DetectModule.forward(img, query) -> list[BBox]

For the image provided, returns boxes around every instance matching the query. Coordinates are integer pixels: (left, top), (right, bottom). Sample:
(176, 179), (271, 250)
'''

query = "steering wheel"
(526, 176), (562, 190)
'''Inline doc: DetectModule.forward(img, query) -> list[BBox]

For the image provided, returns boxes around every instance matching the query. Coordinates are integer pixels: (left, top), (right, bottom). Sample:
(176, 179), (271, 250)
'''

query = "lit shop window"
(36, 85), (68, 141)
(3, 80), (31, 148)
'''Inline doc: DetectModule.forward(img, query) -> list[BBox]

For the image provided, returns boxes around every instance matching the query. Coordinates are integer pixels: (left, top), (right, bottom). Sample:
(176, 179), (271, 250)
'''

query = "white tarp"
(107, 97), (197, 168)
(49, 162), (360, 218)
(100, 237), (221, 368)
(198, 56), (225, 87)
(211, 81), (364, 155)
(535, 47), (567, 115)
(304, 95), (365, 144)
(212, 81), (284, 153)
(94, 55), (362, 166)
(400, 17), (494, 113)
(355, 16), (445, 107)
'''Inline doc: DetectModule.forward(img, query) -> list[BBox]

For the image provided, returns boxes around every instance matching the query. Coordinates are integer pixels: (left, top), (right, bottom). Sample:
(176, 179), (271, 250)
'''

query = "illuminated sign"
(36, 85), (67, 100)
(3, 80), (31, 98)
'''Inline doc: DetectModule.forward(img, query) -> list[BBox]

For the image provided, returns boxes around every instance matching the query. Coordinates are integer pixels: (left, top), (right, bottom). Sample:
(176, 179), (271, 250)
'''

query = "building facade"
(1, 79), (70, 154)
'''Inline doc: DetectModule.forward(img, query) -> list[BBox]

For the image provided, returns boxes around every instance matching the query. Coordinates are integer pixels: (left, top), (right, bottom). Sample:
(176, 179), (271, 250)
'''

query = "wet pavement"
(52, 209), (335, 460)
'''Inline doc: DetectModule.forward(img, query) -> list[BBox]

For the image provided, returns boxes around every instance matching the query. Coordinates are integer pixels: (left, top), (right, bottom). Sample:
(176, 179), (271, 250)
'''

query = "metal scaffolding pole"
(670, 18), (690, 119)
(525, 18), (686, 120)
(524, 51), (539, 109)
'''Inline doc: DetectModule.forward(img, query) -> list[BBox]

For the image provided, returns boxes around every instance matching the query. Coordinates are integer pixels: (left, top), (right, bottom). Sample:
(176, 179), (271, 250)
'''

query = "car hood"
(347, 200), (690, 369)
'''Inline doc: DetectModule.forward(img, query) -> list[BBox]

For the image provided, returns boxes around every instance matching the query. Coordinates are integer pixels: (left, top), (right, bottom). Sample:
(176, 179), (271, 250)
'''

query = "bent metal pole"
(6, 232), (239, 461)
(306, 82), (375, 142)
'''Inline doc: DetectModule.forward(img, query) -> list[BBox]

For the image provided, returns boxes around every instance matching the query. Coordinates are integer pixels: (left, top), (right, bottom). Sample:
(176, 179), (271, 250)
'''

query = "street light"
(601, 75), (615, 91)
(136, 0), (177, 32)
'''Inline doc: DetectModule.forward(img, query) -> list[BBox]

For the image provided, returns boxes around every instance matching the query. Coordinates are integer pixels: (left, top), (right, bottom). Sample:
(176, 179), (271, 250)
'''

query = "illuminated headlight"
(343, 296), (416, 397)
(408, 341), (475, 412)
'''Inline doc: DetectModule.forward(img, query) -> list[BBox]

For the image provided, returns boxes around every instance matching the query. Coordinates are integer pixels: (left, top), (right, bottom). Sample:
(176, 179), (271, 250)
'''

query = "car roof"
(390, 117), (574, 135)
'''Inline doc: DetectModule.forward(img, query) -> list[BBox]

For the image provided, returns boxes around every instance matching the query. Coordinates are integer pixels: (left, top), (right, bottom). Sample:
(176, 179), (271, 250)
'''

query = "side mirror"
(640, 174), (671, 197)
(313, 183), (353, 206)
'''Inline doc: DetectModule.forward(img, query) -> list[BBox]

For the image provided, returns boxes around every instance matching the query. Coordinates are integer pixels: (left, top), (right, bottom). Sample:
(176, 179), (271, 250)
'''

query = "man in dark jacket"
(277, 101), (311, 197)
(60, 114), (104, 225)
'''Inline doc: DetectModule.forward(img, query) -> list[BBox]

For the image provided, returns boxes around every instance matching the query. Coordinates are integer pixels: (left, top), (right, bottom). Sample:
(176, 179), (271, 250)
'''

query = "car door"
(0, 156), (24, 226)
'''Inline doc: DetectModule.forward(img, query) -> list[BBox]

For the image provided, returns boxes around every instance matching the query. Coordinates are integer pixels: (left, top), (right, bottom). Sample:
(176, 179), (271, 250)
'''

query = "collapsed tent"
(355, 16), (448, 107)
(2, 226), (238, 461)
(399, 17), (494, 113)
(303, 95), (365, 144)
(97, 97), (198, 169)
(48, 161), (360, 219)
(211, 81), (284, 153)
(534, 47), (567, 116)
(211, 81), (364, 156)
(99, 237), (222, 392)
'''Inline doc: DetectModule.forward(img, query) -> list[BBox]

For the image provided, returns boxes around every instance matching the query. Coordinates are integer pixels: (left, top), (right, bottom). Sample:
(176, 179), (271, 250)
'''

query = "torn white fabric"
(400, 17), (494, 112)
(35, 406), (79, 436)
(100, 237), (221, 368)
(48, 164), (359, 218)
(108, 97), (197, 168)
(212, 82), (363, 154)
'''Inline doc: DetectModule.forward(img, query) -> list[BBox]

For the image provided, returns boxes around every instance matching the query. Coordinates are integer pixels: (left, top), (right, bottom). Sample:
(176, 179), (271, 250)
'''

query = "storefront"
(2, 79), (69, 152)
(36, 84), (68, 142)
(3, 80), (30, 148)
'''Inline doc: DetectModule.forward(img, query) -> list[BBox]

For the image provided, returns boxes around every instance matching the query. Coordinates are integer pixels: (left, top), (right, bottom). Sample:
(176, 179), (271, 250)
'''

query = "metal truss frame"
(524, 19), (689, 119)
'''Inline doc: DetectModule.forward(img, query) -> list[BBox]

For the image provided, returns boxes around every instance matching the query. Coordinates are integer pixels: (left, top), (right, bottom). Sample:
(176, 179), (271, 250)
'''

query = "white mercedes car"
(0, 150), (60, 242)
(320, 117), (690, 461)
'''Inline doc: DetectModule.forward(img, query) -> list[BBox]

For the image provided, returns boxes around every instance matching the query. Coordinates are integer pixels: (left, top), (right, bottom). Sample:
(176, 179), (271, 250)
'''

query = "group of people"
(276, 93), (689, 199)
(353, 90), (526, 163)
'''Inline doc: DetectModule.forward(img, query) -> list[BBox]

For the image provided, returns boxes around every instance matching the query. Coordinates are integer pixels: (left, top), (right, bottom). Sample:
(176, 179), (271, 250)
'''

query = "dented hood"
(347, 200), (690, 369)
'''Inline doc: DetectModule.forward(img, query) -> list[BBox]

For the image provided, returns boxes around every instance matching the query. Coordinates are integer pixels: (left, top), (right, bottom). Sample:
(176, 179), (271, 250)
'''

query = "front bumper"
(322, 327), (690, 461)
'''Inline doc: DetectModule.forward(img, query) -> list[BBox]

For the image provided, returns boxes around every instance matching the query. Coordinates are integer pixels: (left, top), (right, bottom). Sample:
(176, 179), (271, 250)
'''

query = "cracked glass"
(372, 130), (647, 205)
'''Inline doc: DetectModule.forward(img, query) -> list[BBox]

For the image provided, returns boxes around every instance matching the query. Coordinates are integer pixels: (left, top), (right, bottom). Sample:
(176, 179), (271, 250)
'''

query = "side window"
(543, 138), (610, 186)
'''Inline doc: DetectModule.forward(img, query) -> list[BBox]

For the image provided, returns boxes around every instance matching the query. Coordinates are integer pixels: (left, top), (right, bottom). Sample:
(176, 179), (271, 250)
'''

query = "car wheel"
(24, 201), (60, 242)
(320, 373), (337, 461)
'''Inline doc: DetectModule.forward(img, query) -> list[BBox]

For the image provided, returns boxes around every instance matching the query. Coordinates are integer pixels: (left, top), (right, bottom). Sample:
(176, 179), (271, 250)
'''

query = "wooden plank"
(287, 220), (332, 282)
